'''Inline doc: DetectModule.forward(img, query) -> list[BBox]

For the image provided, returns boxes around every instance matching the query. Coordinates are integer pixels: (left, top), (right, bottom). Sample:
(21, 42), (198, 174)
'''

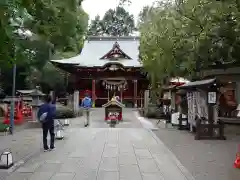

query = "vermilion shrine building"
(51, 36), (148, 107)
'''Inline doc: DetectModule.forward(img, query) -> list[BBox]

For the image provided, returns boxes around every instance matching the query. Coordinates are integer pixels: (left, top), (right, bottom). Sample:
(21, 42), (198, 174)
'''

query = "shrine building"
(51, 36), (148, 107)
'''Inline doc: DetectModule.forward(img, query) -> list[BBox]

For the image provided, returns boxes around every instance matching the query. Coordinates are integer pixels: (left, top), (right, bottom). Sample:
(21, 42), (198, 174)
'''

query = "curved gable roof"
(100, 41), (132, 60)
(51, 36), (142, 67)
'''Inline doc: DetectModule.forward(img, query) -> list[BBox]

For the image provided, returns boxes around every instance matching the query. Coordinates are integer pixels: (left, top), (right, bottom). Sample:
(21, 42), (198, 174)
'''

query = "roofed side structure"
(51, 36), (141, 68)
(178, 78), (216, 89)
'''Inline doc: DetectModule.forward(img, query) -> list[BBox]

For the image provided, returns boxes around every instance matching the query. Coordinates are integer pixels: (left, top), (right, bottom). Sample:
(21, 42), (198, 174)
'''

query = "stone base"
(0, 162), (14, 169)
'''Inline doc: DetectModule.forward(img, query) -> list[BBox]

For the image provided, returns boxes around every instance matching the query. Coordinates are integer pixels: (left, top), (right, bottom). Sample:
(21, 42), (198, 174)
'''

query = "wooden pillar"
(73, 90), (79, 116)
(134, 80), (137, 107)
(92, 79), (96, 107)
(120, 88), (123, 102)
(140, 91), (143, 108)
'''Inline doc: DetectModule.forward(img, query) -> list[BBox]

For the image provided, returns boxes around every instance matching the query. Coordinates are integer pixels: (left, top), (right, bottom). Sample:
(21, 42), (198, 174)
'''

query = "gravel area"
(153, 121), (240, 180)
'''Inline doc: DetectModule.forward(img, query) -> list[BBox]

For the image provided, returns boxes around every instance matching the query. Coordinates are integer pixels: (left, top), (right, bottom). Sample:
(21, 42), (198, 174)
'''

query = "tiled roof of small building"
(51, 36), (142, 67)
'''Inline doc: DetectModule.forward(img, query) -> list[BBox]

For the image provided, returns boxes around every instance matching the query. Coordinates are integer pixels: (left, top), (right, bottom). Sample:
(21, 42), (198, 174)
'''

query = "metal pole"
(9, 63), (16, 134)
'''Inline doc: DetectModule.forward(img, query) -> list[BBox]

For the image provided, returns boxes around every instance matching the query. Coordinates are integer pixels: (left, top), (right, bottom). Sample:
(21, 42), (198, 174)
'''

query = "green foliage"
(0, 0), (88, 93)
(88, 6), (135, 36)
(139, 0), (240, 87)
(0, 123), (9, 132)
(26, 0), (88, 53)
(55, 104), (75, 119)
(0, 0), (35, 66)
(137, 5), (153, 26)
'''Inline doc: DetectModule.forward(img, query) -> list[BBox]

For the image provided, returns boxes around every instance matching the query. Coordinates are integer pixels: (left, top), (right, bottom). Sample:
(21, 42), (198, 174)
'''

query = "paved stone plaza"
(1, 108), (194, 180)
(153, 121), (240, 180)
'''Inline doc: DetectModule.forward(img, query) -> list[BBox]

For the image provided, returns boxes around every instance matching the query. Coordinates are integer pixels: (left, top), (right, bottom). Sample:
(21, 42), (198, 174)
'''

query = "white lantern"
(56, 129), (64, 140)
(63, 119), (70, 126)
(0, 151), (14, 169)
(237, 104), (240, 117)
(55, 122), (64, 140)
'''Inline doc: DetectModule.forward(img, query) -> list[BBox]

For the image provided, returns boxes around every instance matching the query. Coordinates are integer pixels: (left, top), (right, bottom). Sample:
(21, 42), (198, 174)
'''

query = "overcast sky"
(82, 0), (157, 21)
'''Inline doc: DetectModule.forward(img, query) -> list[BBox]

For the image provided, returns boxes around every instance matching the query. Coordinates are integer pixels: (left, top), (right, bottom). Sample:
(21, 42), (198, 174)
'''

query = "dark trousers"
(42, 122), (55, 150)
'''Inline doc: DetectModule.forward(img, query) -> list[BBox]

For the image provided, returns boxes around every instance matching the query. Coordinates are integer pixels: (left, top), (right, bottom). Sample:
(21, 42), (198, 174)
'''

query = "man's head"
(44, 95), (52, 104)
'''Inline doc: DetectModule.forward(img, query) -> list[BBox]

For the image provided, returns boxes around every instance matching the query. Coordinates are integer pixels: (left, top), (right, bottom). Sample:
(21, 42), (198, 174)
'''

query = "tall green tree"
(88, 6), (135, 36)
(139, 0), (240, 88)
(88, 15), (104, 36)
(0, 0), (89, 93)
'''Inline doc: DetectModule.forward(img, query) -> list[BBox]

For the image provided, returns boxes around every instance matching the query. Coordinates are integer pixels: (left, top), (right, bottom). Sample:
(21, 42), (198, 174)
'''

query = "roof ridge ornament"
(100, 41), (132, 60)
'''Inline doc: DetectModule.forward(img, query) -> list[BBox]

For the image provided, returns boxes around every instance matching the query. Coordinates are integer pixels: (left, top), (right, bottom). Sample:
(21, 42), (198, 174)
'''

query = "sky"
(82, 0), (157, 21)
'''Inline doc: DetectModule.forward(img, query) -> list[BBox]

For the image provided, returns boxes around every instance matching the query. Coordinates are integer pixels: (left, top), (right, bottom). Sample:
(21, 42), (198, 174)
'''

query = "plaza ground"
(0, 108), (193, 180)
(153, 120), (240, 180)
(0, 108), (240, 179)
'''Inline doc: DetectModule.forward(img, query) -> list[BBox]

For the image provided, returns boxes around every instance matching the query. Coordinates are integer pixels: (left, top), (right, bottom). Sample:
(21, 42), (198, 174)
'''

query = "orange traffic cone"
(234, 148), (240, 168)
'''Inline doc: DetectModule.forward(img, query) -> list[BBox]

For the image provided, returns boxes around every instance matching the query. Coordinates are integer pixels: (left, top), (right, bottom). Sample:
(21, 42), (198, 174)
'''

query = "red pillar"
(92, 79), (96, 107)
(134, 80), (137, 107)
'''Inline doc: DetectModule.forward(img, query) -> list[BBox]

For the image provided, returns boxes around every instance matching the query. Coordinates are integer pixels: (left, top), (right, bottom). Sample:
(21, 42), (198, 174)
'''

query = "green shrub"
(55, 104), (75, 119)
(145, 103), (158, 118)
(0, 123), (9, 132)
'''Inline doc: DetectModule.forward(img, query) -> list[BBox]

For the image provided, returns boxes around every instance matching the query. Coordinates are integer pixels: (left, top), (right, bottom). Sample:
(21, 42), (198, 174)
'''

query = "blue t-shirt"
(37, 103), (56, 123)
(81, 97), (92, 108)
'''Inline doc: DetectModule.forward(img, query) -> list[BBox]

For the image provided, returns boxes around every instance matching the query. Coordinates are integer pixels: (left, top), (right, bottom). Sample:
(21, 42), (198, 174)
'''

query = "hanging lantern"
(0, 151), (14, 169)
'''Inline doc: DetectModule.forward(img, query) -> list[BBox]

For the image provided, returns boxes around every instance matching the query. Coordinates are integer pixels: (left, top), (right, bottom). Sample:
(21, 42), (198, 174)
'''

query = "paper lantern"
(0, 151), (13, 169)
(237, 104), (240, 111)
(55, 122), (64, 140)
(63, 119), (70, 126)
(56, 129), (64, 140)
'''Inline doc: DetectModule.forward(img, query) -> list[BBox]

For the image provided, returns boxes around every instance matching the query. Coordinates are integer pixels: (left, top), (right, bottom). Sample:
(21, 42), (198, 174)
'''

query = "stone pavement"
(4, 128), (193, 180)
(1, 108), (195, 180)
(153, 120), (240, 180)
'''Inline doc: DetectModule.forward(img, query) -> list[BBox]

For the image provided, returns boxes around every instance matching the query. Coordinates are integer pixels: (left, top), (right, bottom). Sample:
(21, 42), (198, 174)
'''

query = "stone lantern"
(29, 86), (45, 121)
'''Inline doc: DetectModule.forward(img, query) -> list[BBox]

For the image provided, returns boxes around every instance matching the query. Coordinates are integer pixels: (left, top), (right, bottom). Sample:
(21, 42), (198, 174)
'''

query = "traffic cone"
(234, 148), (240, 168)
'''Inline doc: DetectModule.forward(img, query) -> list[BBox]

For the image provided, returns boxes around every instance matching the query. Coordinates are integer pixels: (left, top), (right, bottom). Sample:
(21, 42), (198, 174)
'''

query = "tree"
(139, 0), (240, 89)
(88, 15), (104, 36)
(0, 0), (89, 93)
(88, 6), (135, 36)
(137, 5), (152, 26)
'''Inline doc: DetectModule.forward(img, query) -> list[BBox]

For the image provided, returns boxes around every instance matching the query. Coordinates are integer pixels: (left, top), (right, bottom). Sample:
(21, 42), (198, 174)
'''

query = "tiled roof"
(179, 78), (216, 89)
(51, 36), (142, 67)
(102, 98), (125, 108)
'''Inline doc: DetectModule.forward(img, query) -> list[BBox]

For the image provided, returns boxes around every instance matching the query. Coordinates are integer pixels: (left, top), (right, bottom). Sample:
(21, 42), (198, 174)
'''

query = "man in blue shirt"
(37, 95), (56, 151)
(81, 93), (92, 127)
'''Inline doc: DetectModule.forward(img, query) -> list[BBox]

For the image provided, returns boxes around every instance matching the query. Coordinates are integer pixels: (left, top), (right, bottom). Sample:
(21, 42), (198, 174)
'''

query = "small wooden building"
(178, 78), (225, 140)
(102, 96), (125, 121)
